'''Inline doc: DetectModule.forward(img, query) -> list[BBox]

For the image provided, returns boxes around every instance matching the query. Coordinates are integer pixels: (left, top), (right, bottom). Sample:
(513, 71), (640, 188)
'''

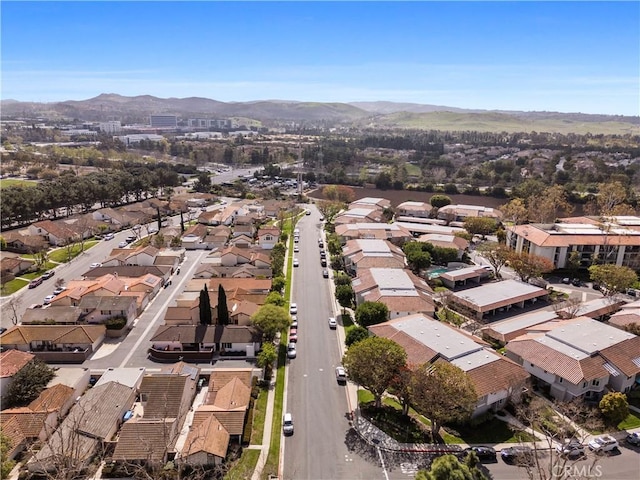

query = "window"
(592, 379), (600, 386)
(222, 343), (232, 349)
(559, 378), (563, 383)
(583, 382), (588, 388)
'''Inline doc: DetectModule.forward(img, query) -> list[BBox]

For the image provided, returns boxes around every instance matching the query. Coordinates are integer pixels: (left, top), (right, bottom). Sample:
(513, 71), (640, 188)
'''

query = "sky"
(1, 1), (639, 116)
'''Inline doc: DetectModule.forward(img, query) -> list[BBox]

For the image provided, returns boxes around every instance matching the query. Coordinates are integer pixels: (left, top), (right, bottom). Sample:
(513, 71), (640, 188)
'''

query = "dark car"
(501, 446), (534, 465)
(41, 271), (55, 280)
(465, 446), (497, 462)
(626, 432), (640, 446)
(28, 277), (43, 289)
(571, 278), (583, 287)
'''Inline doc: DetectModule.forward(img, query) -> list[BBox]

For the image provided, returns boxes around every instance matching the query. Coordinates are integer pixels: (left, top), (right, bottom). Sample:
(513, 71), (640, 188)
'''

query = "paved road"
(283, 208), (385, 480)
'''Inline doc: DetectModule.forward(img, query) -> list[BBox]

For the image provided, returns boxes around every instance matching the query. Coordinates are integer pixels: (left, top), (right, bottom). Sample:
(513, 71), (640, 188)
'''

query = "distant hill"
(1, 93), (638, 135)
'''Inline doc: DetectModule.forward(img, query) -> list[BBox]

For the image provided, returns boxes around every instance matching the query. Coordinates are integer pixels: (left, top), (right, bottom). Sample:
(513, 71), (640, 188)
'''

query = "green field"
(0, 178), (38, 188)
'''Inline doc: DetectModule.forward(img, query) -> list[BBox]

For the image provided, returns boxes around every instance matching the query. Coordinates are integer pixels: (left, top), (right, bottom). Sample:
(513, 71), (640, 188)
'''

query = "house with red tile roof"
(0, 350), (35, 402)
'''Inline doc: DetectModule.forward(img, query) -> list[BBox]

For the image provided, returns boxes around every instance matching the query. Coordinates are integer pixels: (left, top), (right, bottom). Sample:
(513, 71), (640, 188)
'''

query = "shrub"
(104, 316), (127, 330)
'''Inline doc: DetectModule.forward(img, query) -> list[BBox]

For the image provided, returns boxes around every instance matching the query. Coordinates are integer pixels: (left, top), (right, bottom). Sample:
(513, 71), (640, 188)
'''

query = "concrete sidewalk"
(250, 377), (276, 480)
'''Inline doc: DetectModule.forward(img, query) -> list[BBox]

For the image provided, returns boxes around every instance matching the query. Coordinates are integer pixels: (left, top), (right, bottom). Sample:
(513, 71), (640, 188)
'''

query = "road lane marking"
(377, 446), (390, 480)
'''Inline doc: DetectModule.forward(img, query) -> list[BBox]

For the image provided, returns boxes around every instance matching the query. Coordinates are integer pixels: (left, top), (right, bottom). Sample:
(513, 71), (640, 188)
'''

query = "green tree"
(589, 264), (638, 295)
(342, 337), (407, 408)
(317, 200), (345, 224)
(3, 359), (55, 408)
(264, 291), (286, 307)
(463, 217), (498, 239)
(0, 431), (15, 479)
(355, 301), (389, 327)
(217, 284), (229, 325)
(271, 276), (285, 293)
(334, 272), (352, 286)
(430, 194), (452, 208)
(500, 198), (528, 225)
(507, 251), (555, 282)
(335, 284), (354, 312)
(251, 304), (291, 342)
(599, 392), (629, 425)
(256, 342), (278, 380)
(345, 326), (369, 347)
(410, 362), (477, 440)
(199, 285), (212, 325)
(415, 454), (487, 480)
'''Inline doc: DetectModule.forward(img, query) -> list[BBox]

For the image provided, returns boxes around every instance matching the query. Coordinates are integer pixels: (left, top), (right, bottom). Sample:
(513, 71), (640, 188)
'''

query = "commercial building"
(150, 115), (178, 128)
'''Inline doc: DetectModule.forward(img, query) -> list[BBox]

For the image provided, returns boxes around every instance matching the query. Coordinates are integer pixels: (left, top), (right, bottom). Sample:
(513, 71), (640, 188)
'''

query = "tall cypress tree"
(217, 284), (229, 325)
(199, 285), (212, 325)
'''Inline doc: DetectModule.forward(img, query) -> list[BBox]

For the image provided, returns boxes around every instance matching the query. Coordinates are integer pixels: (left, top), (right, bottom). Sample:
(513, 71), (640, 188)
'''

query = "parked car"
(293, 258), (299, 267)
(588, 435), (619, 453)
(52, 286), (67, 295)
(571, 278), (583, 287)
(283, 413), (294, 435)
(104, 233), (115, 241)
(561, 277), (571, 284)
(328, 317), (337, 329)
(294, 245), (299, 252)
(319, 216), (324, 221)
(41, 271), (55, 280)
(118, 241), (129, 248)
(289, 328), (298, 342)
(464, 446), (497, 462)
(501, 446), (534, 465)
(291, 320), (298, 329)
(320, 259), (327, 267)
(335, 366), (347, 384)
(28, 278), (43, 289)
(625, 432), (640, 446)
(0, 327), (6, 335)
(556, 440), (585, 458)
(305, 209), (311, 215)
(43, 295), (56, 305)
(30, 304), (43, 309)
(90, 262), (102, 268)
(289, 303), (298, 314)
(287, 343), (297, 359)
(323, 270), (329, 278)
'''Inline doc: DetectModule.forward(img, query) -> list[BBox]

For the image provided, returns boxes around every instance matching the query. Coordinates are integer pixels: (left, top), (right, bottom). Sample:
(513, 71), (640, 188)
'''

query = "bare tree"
(4, 295), (22, 325)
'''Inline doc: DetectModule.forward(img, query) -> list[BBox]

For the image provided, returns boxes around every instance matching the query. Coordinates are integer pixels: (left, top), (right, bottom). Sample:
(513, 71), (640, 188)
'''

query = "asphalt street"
(282, 208), (385, 480)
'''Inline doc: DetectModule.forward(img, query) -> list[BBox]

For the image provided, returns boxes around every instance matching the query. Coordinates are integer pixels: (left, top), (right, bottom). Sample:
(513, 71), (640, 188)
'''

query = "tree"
(430, 194), (452, 208)
(256, 342), (278, 380)
(508, 251), (554, 282)
(264, 291), (285, 307)
(271, 276), (285, 293)
(477, 242), (511, 278)
(588, 264), (638, 295)
(317, 200), (344, 224)
(335, 284), (354, 312)
(599, 392), (629, 425)
(415, 454), (487, 480)
(217, 284), (229, 325)
(3, 359), (55, 408)
(463, 217), (498, 239)
(251, 304), (291, 341)
(500, 198), (528, 225)
(596, 181), (629, 215)
(355, 301), (389, 327)
(0, 431), (16, 479)
(342, 337), (406, 408)
(345, 326), (369, 347)
(410, 362), (477, 440)
(199, 285), (212, 325)
(527, 185), (574, 223)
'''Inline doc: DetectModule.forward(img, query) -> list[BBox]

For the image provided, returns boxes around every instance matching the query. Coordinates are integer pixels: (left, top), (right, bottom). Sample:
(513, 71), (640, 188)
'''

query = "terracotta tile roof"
(211, 377), (251, 411)
(112, 419), (177, 462)
(182, 413), (229, 459)
(507, 338), (608, 384)
(466, 357), (530, 398)
(508, 223), (640, 247)
(1, 325), (106, 346)
(608, 313), (640, 329)
(29, 384), (75, 412)
(0, 350), (35, 378)
(599, 336), (640, 377)
(193, 405), (247, 436)
(0, 409), (50, 439)
(151, 324), (261, 344)
(209, 370), (253, 394)
(0, 414), (26, 457)
(368, 324), (438, 367)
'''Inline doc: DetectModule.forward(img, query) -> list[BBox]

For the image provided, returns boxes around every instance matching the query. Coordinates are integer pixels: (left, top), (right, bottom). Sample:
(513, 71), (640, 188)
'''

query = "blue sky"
(2, 1), (639, 115)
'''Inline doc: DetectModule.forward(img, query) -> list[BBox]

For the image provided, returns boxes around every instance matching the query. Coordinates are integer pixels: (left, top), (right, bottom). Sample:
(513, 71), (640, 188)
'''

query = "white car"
(53, 286), (67, 295)
(287, 343), (297, 359)
(335, 366), (347, 384)
(90, 262), (102, 268)
(293, 245), (299, 252)
(289, 303), (298, 314)
(293, 258), (299, 267)
(43, 295), (56, 305)
(104, 233), (114, 241)
(328, 317), (337, 329)
(588, 435), (619, 453)
(118, 241), (128, 248)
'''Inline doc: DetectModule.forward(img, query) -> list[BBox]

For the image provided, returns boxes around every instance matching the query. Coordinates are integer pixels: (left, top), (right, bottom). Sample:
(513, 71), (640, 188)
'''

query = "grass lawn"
(261, 343), (287, 479)
(251, 386), (269, 445)
(0, 179), (38, 188)
(405, 163), (422, 177)
(224, 448), (261, 480)
(618, 412), (640, 430)
(48, 241), (98, 263)
(0, 278), (29, 296)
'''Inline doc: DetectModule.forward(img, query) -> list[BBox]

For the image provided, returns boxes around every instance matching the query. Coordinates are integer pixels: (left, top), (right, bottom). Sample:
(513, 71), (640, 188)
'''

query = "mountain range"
(2, 94), (639, 135)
